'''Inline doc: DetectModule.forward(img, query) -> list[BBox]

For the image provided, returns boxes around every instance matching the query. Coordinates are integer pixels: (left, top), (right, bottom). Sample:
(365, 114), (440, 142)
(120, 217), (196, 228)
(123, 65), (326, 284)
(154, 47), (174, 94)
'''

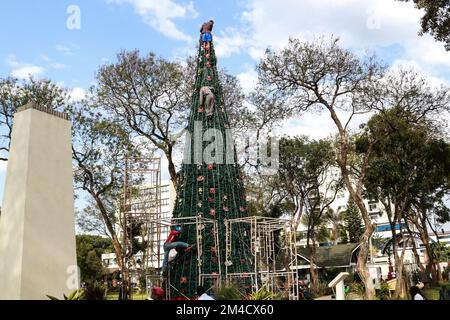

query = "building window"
(368, 203), (378, 212)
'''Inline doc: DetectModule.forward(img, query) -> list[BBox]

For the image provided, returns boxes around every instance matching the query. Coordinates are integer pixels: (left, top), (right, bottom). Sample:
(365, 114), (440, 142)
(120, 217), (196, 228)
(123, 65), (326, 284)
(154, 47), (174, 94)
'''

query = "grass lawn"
(423, 282), (449, 300)
(106, 292), (148, 300)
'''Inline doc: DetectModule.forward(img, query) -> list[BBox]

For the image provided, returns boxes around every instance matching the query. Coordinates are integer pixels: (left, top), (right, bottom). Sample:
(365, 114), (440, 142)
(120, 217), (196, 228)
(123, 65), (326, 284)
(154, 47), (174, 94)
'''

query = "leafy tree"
(96, 51), (247, 189)
(399, 0), (450, 50)
(343, 197), (364, 243)
(276, 136), (342, 291)
(257, 37), (384, 299)
(363, 104), (450, 293)
(76, 235), (113, 284)
(71, 101), (146, 299)
(95, 51), (192, 189)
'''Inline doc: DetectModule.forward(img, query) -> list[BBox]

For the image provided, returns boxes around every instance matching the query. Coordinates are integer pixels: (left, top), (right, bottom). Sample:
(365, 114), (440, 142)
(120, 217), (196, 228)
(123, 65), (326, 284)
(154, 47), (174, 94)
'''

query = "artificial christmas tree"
(167, 25), (253, 299)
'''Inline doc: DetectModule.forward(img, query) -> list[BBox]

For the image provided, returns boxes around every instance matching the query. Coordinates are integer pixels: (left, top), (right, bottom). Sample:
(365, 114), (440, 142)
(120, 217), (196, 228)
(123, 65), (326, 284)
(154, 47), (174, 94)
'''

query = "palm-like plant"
(47, 289), (84, 300)
(248, 288), (281, 300)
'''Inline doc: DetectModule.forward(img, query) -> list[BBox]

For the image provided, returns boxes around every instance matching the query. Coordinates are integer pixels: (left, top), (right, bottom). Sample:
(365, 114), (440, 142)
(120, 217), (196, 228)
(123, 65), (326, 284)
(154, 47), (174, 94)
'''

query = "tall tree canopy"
(399, 0), (450, 50)
(257, 36), (384, 299)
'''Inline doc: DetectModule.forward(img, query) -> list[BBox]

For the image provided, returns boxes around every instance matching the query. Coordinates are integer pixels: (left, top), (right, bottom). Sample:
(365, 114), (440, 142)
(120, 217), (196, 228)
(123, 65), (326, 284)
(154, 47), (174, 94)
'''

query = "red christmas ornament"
(181, 277), (187, 284)
(197, 176), (204, 182)
(205, 53), (210, 59)
(209, 209), (216, 216)
(208, 197), (214, 203)
(210, 188), (216, 194)
(198, 107), (204, 113)
(210, 247), (217, 254)
(207, 75), (212, 81)
(206, 62), (212, 68)
(207, 164), (214, 170)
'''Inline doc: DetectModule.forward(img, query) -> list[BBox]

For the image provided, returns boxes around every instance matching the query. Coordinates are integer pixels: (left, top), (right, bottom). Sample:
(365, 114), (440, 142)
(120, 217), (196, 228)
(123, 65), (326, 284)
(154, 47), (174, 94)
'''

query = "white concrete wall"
(0, 107), (78, 300)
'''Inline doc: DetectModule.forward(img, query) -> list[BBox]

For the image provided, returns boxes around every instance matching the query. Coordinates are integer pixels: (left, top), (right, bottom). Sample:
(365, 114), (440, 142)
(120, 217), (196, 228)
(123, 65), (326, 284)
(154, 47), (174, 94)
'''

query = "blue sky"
(1, 0), (450, 97)
(0, 0), (251, 90)
(1, 0), (450, 213)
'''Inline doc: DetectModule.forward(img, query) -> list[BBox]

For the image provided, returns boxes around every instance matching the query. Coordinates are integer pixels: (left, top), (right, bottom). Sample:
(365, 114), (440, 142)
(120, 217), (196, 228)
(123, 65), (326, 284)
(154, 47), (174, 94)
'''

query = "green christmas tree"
(344, 197), (364, 243)
(167, 31), (252, 298)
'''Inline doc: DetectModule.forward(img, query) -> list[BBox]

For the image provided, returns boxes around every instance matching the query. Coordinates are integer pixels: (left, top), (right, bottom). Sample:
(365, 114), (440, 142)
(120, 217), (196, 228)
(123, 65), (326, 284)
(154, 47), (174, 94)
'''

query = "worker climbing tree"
(167, 21), (253, 298)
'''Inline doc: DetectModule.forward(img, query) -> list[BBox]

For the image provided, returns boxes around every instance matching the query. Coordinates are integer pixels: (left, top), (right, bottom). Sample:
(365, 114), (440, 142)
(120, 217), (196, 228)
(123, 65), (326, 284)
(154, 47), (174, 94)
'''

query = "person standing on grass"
(410, 285), (427, 300)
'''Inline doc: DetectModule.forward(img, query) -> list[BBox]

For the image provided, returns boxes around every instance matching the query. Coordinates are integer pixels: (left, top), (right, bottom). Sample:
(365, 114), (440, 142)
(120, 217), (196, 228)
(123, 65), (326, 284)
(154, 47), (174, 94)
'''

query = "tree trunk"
(392, 236), (408, 299)
(415, 214), (438, 284)
(329, 106), (375, 300)
(308, 240), (319, 293)
(356, 226), (375, 300)
(341, 172), (375, 300)
(404, 220), (426, 274)
(386, 207), (407, 299)
(93, 193), (130, 299)
(166, 146), (178, 190)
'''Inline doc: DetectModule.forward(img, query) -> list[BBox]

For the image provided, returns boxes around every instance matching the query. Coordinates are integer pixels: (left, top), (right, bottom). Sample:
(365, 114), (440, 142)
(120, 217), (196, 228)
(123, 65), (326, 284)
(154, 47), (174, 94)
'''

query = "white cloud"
(7, 55), (45, 79)
(11, 66), (45, 79)
(276, 109), (372, 140)
(106, 0), (198, 42)
(39, 54), (51, 62)
(237, 68), (257, 95)
(55, 43), (79, 56)
(50, 62), (67, 69)
(238, 0), (424, 59)
(69, 87), (87, 102)
(215, 28), (246, 58)
(39, 54), (67, 70)
(218, 0), (450, 75)
(56, 45), (73, 55)
(6, 54), (21, 67)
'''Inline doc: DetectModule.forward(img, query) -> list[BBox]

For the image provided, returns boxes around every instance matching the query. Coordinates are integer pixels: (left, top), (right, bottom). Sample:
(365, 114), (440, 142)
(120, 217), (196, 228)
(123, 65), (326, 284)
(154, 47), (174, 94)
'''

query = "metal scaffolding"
(146, 216), (222, 300)
(225, 216), (300, 300)
(120, 157), (163, 299)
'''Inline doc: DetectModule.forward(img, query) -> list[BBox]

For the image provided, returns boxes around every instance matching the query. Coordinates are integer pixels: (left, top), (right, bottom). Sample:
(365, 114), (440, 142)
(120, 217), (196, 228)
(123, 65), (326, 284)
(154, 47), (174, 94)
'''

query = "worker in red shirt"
(162, 225), (192, 276)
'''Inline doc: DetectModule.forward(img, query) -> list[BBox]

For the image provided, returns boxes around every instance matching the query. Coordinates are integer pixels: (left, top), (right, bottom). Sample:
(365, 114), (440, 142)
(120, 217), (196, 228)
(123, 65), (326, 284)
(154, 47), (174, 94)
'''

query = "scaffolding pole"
(225, 216), (300, 300)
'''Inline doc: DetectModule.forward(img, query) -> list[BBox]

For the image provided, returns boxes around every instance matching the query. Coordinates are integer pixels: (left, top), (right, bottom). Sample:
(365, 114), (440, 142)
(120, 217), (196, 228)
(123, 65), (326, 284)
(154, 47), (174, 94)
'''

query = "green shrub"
(248, 288), (280, 300)
(376, 282), (391, 300)
(350, 282), (365, 298)
(83, 282), (107, 300)
(214, 283), (244, 300)
(311, 281), (333, 298)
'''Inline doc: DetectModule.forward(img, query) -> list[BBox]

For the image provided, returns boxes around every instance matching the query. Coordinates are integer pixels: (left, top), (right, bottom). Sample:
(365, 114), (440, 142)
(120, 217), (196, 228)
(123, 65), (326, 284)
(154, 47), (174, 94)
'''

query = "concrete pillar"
(328, 272), (349, 301)
(0, 103), (79, 300)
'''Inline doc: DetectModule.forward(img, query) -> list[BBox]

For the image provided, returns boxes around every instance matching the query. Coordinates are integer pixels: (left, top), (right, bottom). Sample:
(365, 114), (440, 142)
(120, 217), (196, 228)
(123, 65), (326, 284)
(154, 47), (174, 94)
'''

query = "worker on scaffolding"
(162, 225), (192, 277)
